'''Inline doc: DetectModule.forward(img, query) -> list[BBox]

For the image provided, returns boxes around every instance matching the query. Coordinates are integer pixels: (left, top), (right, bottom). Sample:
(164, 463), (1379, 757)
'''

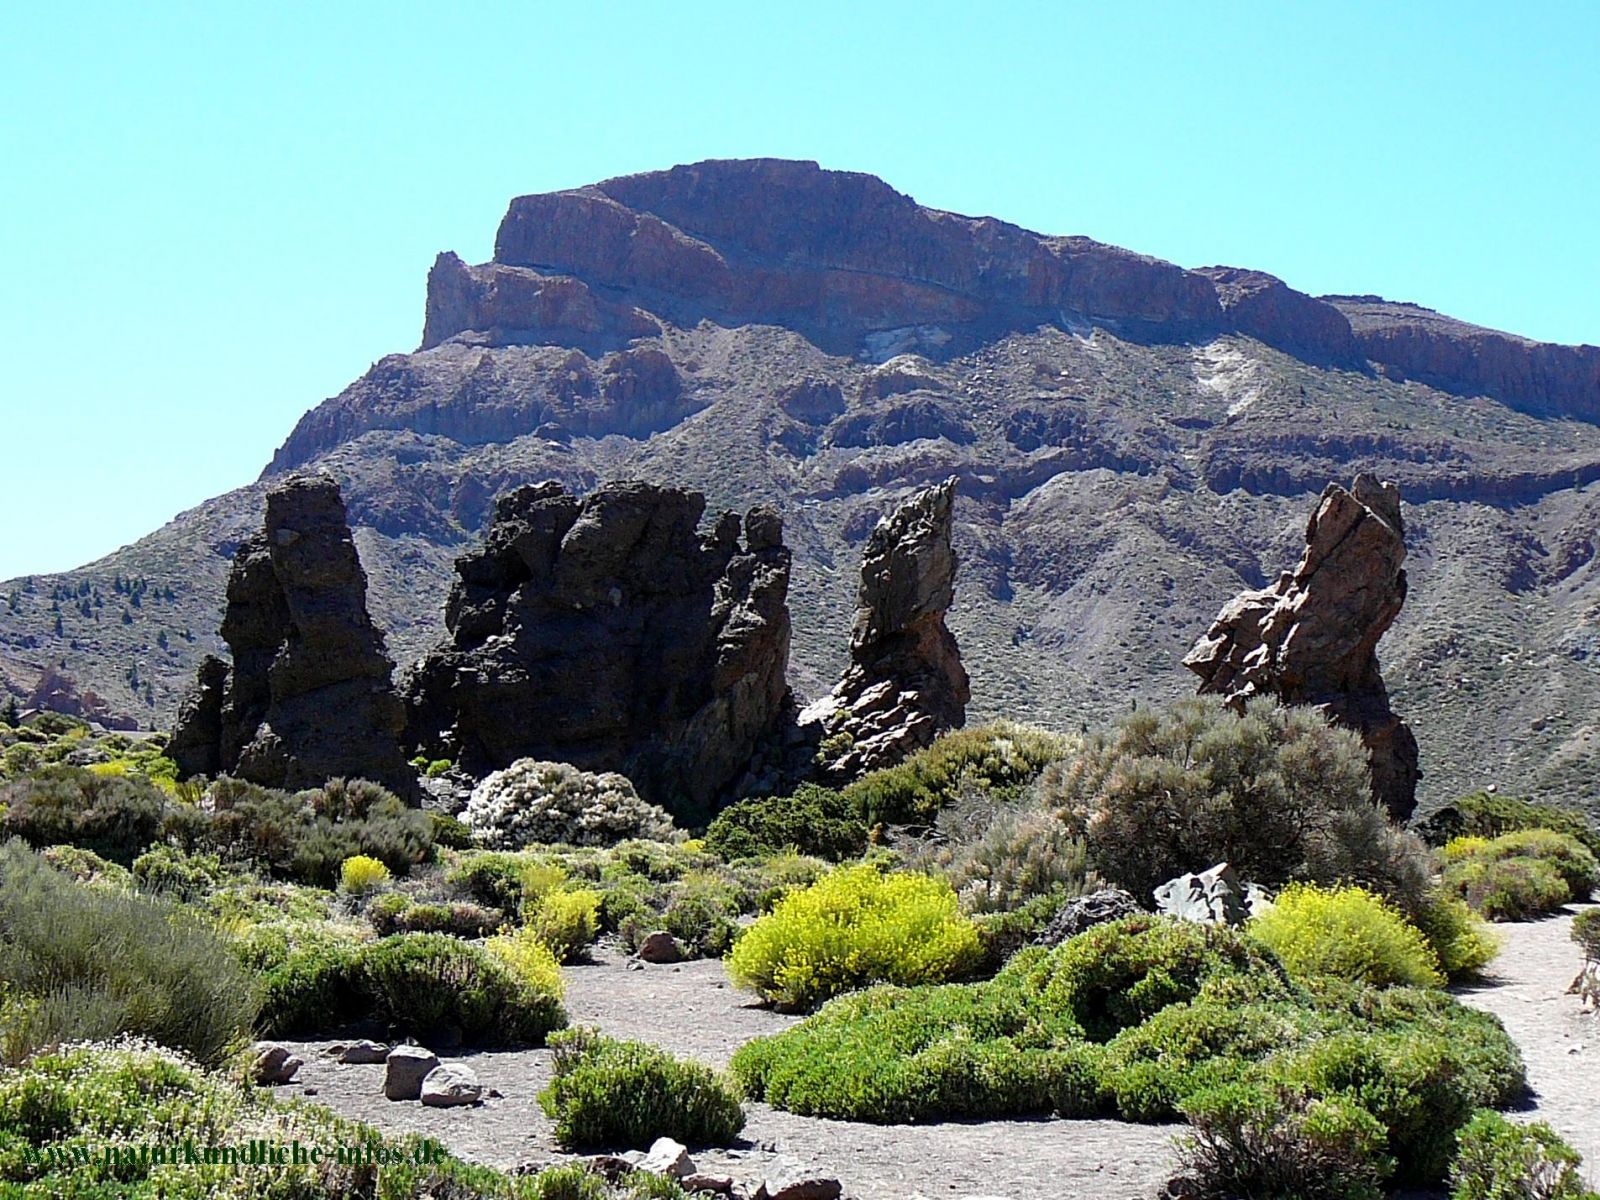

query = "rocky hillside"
(4, 159), (1599, 817)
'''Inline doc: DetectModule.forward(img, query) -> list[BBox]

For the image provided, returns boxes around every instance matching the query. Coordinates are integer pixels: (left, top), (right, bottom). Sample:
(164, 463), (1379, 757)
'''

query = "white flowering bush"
(463, 760), (680, 849)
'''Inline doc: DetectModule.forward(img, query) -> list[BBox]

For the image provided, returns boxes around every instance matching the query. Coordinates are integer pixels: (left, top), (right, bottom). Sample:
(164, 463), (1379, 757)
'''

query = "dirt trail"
(280, 916), (1600, 1200)
(1451, 904), (1600, 1178)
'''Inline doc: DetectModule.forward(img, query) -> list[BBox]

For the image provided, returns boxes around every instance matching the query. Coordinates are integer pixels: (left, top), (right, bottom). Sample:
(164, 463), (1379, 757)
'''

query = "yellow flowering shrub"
(337, 854), (391, 895)
(1249, 883), (1444, 988)
(727, 864), (981, 1009)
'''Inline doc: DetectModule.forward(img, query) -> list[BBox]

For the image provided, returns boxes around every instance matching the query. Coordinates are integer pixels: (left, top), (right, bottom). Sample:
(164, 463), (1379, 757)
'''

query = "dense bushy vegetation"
(733, 912), (1526, 1189)
(1418, 791), (1600, 858)
(841, 721), (1072, 827)
(0, 1041), (699, 1199)
(727, 863), (983, 1009)
(1043, 698), (1433, 908)
(1443, 829), (1598, 920)
(703, 783), (868, 861)
(0, 839), (257, 1067)
(1448, 1110), (1600, 1200)
(3, 700), (1589, 1195)
(539, 1027), (745, 1148)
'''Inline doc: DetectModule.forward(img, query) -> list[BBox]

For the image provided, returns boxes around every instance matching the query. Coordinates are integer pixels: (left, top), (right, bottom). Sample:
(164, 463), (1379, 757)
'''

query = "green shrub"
(528, 888), (602, 963)
(1176, 1082), (1391, 1200)
(905, 788), (1091, 914)
(0, 839), (257, 1066)
(1249, 884), (1444, 988)
(539, 1027), (745, 1149)
(448, 850), (534, 909)
(843, 721), (1073, 827)
(1449, 1109), (1599, 1200)
(1446, 855), (1571, 921)
(357, 932), (565, 1046)
(338, 853), (392, 894)
(731, 971), (1104, 1122)
(727, 864), (982, 1009)
(703, 784), (868, 861)
(1463, 830), (1599, 899)
(1574, 907), (1600, 959)
(1417, 792), (1600, 858)
(181, 775), (433, 886)
(1043, 698), (1432, 909)
(369, 897), (505, 938)
(39, 843), (132, 887)
(254, 939), (365, 1038)
(1, 767), (166, 864)
(621, 871), (743, 960)
(430, 811), (474, 849)
(1414, 891), (1499, 980)
(131, 843), (227, 900)
(1009, 914), (1292, 1041)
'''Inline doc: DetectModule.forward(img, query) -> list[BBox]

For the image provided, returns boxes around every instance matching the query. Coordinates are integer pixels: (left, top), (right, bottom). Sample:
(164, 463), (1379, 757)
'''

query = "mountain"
(5, 158), (1599, 819)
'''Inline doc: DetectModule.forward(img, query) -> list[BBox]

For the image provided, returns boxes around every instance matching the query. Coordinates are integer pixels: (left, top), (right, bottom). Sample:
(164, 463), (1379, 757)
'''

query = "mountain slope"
(4, 159), (1598, 818)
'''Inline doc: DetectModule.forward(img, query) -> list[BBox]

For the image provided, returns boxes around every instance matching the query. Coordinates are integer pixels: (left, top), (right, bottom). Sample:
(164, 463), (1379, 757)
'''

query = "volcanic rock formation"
(1183, 474), (1420, 820)
(167, 476), (415, 795)
(806, 477), (970, 777)
(401, 480), (792, 822)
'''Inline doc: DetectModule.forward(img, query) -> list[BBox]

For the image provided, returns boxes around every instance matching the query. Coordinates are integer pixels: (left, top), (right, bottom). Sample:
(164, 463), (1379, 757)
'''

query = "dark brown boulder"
(168, 475), (415, 796)
(806, 477), (970, 776)
(401, 480), (792, 823)
(1183, 474), (1420, 820)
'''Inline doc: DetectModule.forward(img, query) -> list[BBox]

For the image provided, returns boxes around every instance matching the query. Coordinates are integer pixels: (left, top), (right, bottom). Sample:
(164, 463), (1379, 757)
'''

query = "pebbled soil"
(279, 915), (1600, 1200)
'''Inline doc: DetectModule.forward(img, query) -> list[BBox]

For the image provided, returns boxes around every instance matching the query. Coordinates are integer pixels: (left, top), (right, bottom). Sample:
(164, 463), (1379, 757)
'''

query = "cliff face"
(5, 159), (1600, 820)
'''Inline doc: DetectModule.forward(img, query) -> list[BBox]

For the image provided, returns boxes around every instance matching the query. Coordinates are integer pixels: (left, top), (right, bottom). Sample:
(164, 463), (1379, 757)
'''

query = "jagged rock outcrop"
(401, 480), (791, 822)
(1183, 474), (1420, 820)
(167, 476), (414, 795)
(806, 477), (970, 777)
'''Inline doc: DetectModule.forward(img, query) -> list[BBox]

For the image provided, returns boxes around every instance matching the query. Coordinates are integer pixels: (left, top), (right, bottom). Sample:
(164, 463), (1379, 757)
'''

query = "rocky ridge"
(4, 159), (1599, 817)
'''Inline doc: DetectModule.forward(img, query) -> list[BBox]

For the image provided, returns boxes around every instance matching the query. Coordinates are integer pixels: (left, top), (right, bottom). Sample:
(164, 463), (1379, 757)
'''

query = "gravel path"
(1450, 904), (1600, 1176)
(277, 917), (1600, 1200)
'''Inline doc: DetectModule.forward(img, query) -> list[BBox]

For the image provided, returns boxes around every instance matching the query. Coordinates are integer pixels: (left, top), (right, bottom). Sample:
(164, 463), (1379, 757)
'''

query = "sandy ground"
(1451, 904), (1600, 1184)
(278, 912), (1600, 1200)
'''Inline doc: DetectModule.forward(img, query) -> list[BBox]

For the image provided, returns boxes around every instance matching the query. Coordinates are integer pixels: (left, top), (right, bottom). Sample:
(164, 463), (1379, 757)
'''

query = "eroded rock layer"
(168, 476), (414, 795)
(401, 480), (791, 822)
(1184, 474), (1420, 820)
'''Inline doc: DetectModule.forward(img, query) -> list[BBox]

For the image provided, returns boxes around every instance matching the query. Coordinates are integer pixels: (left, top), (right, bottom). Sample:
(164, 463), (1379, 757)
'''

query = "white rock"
(420, 1063), (483, 1107)
(338, 1039), (390, 1064)
(638, 1136), (695, 1178)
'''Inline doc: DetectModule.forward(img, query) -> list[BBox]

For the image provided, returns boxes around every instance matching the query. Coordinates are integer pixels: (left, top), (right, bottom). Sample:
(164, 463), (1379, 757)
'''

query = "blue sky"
(2, 1), (1596, 580)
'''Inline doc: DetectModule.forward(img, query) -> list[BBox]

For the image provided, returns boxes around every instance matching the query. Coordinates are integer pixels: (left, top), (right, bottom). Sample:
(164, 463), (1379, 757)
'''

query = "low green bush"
(1464, 829), (1599, 899)
(1445, 854), (1571, 921)
(1448, 1109), (1599, 1200)
(905, 789), (1091, 914)
(0, 839), (257, 1066)
(1413, 890), (1500, 979)
(539, 1027), (744, 1149)
(39, 843), (132, 887)
(842, 721), (1072, 827)
(357, 932), (565, 1046)
(368, 895), (505, 939)
(727, 864), (982, 1009)
(703, 783), (868, 861)
(1574, 907), (1600, 959)
(1176, 1082), (1391, 1200)
(1417, 792), (1600, 858)
(1, 767), (166, 864)
(733, 912), (1524, 1190)
(1249, 884), (1445, 988)
(131, 844), (227, 900)
(254, 939), (365, 1038)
